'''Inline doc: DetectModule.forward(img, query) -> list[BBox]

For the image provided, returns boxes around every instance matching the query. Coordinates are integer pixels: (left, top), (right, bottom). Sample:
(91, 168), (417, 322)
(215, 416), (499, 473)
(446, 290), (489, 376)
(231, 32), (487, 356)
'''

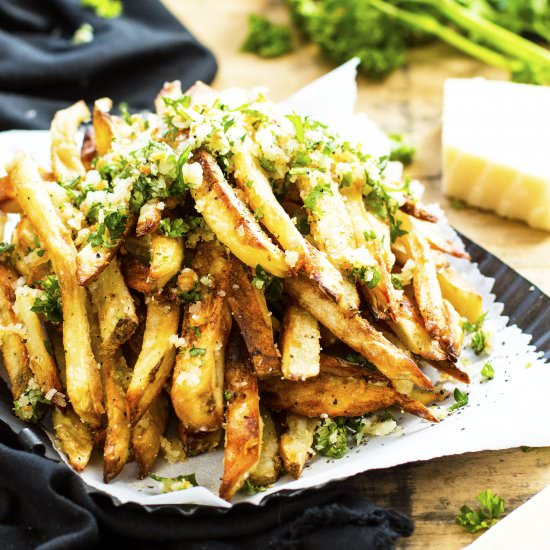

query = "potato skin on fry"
(285, 275), (433, 393)
(227, 256), (280, 378)
(249, 408), (282, 486)
(52, 406), (94, 472)
(260, 372), (437, 422)
(219, 333), (262, 501)
(279, 414), (318, 479)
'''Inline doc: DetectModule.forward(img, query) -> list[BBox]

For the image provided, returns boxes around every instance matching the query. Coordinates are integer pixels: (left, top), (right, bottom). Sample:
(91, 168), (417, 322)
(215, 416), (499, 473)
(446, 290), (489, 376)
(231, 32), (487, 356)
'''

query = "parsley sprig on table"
(456, 490), (505, 533)
(241, 15), (293, 58)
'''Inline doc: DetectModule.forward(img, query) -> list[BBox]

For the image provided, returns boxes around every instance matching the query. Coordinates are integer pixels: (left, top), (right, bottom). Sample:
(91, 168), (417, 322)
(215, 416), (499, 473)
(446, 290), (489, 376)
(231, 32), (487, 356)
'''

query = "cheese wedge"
(442, 78), (550, 232)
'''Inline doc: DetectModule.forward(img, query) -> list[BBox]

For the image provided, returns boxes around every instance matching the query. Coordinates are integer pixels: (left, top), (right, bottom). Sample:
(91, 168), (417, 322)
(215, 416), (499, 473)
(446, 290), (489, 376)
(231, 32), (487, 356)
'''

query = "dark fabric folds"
(0, 0), (218, 130)
(0, 420), (413, 550)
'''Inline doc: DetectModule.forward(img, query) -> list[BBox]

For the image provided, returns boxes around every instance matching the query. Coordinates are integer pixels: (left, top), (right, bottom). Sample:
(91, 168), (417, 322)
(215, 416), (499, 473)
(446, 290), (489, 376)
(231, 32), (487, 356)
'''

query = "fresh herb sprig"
(456, 490), (505, 533)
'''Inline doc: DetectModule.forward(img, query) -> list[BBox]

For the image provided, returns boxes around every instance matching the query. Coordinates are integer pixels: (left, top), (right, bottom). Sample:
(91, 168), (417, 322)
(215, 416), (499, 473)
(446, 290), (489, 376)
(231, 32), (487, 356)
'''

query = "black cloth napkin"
(0, 419), (413, 550)
(0, 1), (414, 548)
(0, 0), (218, 130)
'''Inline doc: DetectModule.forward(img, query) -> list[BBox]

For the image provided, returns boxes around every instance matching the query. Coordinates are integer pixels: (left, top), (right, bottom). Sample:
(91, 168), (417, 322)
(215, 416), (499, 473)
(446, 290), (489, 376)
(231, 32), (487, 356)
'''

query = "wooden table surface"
(166, 1), (550, 547)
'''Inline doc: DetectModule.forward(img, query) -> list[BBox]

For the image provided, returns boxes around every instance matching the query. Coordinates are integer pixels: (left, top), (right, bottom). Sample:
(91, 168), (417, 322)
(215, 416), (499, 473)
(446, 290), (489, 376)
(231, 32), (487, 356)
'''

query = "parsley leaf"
(241, 14), (292, 58)
(258, 156), (277, 173)
(388, 133), (415, 165)
(149, 473), (198, 493)
(351, 265), (381, 289)
(481, 362), (494, 380)
(119, 102), (132, 124)
(160, 217), (202, 239)
(13, 381), (51, 423)
(285, 113), (305, 143)
(189, 347), (206, 357)
(463, 313), (488, 355)
(303, 182), (333, 213)
(0, 242), (14, 256)
(242, 479), (267, 494)
(449, 387), (469, 412)
(31, 275), (62, 324)
(179, 283), (201, 305)
(88, 209), (127, 248)
(456, 490), (505, 533)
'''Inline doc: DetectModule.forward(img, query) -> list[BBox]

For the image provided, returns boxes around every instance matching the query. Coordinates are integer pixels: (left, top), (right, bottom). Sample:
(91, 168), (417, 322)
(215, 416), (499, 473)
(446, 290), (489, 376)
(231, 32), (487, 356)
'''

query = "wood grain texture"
(163, 1), (550, 546)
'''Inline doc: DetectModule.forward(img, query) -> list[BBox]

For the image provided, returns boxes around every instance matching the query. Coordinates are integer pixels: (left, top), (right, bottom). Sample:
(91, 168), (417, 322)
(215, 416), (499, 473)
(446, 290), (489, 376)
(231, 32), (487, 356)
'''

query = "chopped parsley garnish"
(303, 182), (333, 213)
(242, 479), (267, 494)
(149, 473), (198, 493)
(351, 265), (381, 289)
(224, 390), (233, 402)
(391, 274), (404, 289)
(258, 156), (277, 173)
(81, 0), (122, 18)
(251, 265), (272, 290)
(241, 14), (292, 58)
(72, 22), (94, 45)
(13, 381), (51, 423)
(31, 275), (63, 324)
(189, 347), (206, 357)
(449, 387), (469, 412)
(119, 102), (132, 124)
(0, 242), (14, 256)
(253, 207), (265, 220)
(179, 283), (201, 305)
(340, 172), (353, 188)
(285, 113), (305, 143)
(159, 217), (202, 239)
(456, 490), (505, 533)
(463, 313), (488, 355)
(481, 362), (494, 381)
(450, 198), (466, 210)
(388, 133), (415, 165)
(88, 209), (128, 248)
(292, 150), (312, 167)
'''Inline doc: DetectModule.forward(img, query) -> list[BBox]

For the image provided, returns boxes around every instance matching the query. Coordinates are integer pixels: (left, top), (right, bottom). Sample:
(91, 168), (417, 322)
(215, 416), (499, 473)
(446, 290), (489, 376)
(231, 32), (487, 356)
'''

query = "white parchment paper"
(0, 60), (548, 508)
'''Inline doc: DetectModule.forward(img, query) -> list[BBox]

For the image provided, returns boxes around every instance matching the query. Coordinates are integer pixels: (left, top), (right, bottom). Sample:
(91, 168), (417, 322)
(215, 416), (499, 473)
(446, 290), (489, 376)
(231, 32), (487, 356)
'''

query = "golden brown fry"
(192, 150), (289, 278)
(219, 333), (262, 501)
(249, 408), (282, 486)
(80, 125), (96, 170)
(280, 304), (320, 380)
(443, 299), (464, 362)
(412, 217), (470, 260)
(92, 98), (114, 156)
(136, 200), (163, 237)
(285, 275), (433, 393)
(11, 216), (50, 284)
(260, 372), (437, 422)
(121, 255), (151, 294)
(132, 393), (169, 479)
(50, 100), (90, 181)
(178, 425), (222, 457)
(226, 256), (280, 377)
(171, 241), (231, 433)
(147, 232), (184, 292)
(126, 297), (180, 424)
(88, 258), (138, 353)
(76, 214), (133, 286)
(438, 266), (484, 324)
(279, 414), (318, 479)
(102, 352), (131, 483)
(10, 154), (103, 426)
(0, 264), (32, 399)
(429, 360), (471, 384)
(52, 406), (94, 472)
(0, 175), (15, 202)
(13, 286), (64, 400)
(233, 148), (308, 271)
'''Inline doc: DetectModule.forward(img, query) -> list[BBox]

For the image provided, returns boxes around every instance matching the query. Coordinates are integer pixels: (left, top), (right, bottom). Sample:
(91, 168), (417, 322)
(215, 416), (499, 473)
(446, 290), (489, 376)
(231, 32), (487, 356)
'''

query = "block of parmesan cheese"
(442, 78), (550, 231)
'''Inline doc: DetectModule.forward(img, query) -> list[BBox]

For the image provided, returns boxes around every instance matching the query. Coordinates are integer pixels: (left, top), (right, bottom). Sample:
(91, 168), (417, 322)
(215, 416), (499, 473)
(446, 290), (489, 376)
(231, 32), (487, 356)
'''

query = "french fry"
(438, 266), (484, 324)
(280, 304), (320, 380)
(102, 352), (131, 483)
(285, 275), (433, 393)
(279, 414), (318, 479)
(11, 216), (50, 284)
(0, 264), (32, 399)
(52, 406), (94, 472)
(147, 232), (184, 292)
(88, 257), (138, 353)
(50, 100), (90, 181)
(13, 286), (64, 402)
(171, 241), (232, 433)
(132, 393), (169, 479)
(0, 175), (15, 202)
(92, 98), (115, 156)
(126, 297), (180, 424)
(10, 154), (103, 427)
(249, 408), (282, 486)
(429, 360), (471, 384)
(178, 425), (222, 457)
(233, 148), (308, 271)
(260, 372), (437, 422)
(226, 256), (280, 377)
(219, 332), (262, 501)
(192, 150), (289, 278)
(136, 200), (163, 237)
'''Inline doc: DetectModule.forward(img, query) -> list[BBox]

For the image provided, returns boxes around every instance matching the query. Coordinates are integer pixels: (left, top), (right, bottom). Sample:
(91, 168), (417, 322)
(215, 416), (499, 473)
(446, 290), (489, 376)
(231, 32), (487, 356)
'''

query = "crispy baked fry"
(279, 414), (318, 479)
(11, 216), (51, 284)
(260, 372), (437, 422)
(92, 98), (115, 156)
(0, 175), (15, 202)
(226, 256), (280, 377)
(13, 286), (64, 401)
(249, 408), (282, 486)
(233, 148), (308, 271)
(136, 200), (163, 237)
(147, 232), (184, 292)
(132, 393), (169, 478)
(179, 425), (222, 457)
(171, 240), (232, 432)
(192, 150), (289, 278)
(438, 266), (484, 324)
(285, 275), (433, 393)
(50, 100), (90, 181)
(127, 297), (179, 424)
(102, 352), (131, 483)
(0, 264), (32, 398)
(280, 304), (320, 380)
(10, 154), (103, 426)
(52, 406), (94, 472)
(219, 332), (262, 501)
(88, 258), (138, 353)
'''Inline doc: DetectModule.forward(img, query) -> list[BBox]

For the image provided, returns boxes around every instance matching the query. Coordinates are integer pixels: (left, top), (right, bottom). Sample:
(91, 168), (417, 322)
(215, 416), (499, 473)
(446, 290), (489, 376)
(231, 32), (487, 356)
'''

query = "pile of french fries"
(0, 80), (484, 500)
